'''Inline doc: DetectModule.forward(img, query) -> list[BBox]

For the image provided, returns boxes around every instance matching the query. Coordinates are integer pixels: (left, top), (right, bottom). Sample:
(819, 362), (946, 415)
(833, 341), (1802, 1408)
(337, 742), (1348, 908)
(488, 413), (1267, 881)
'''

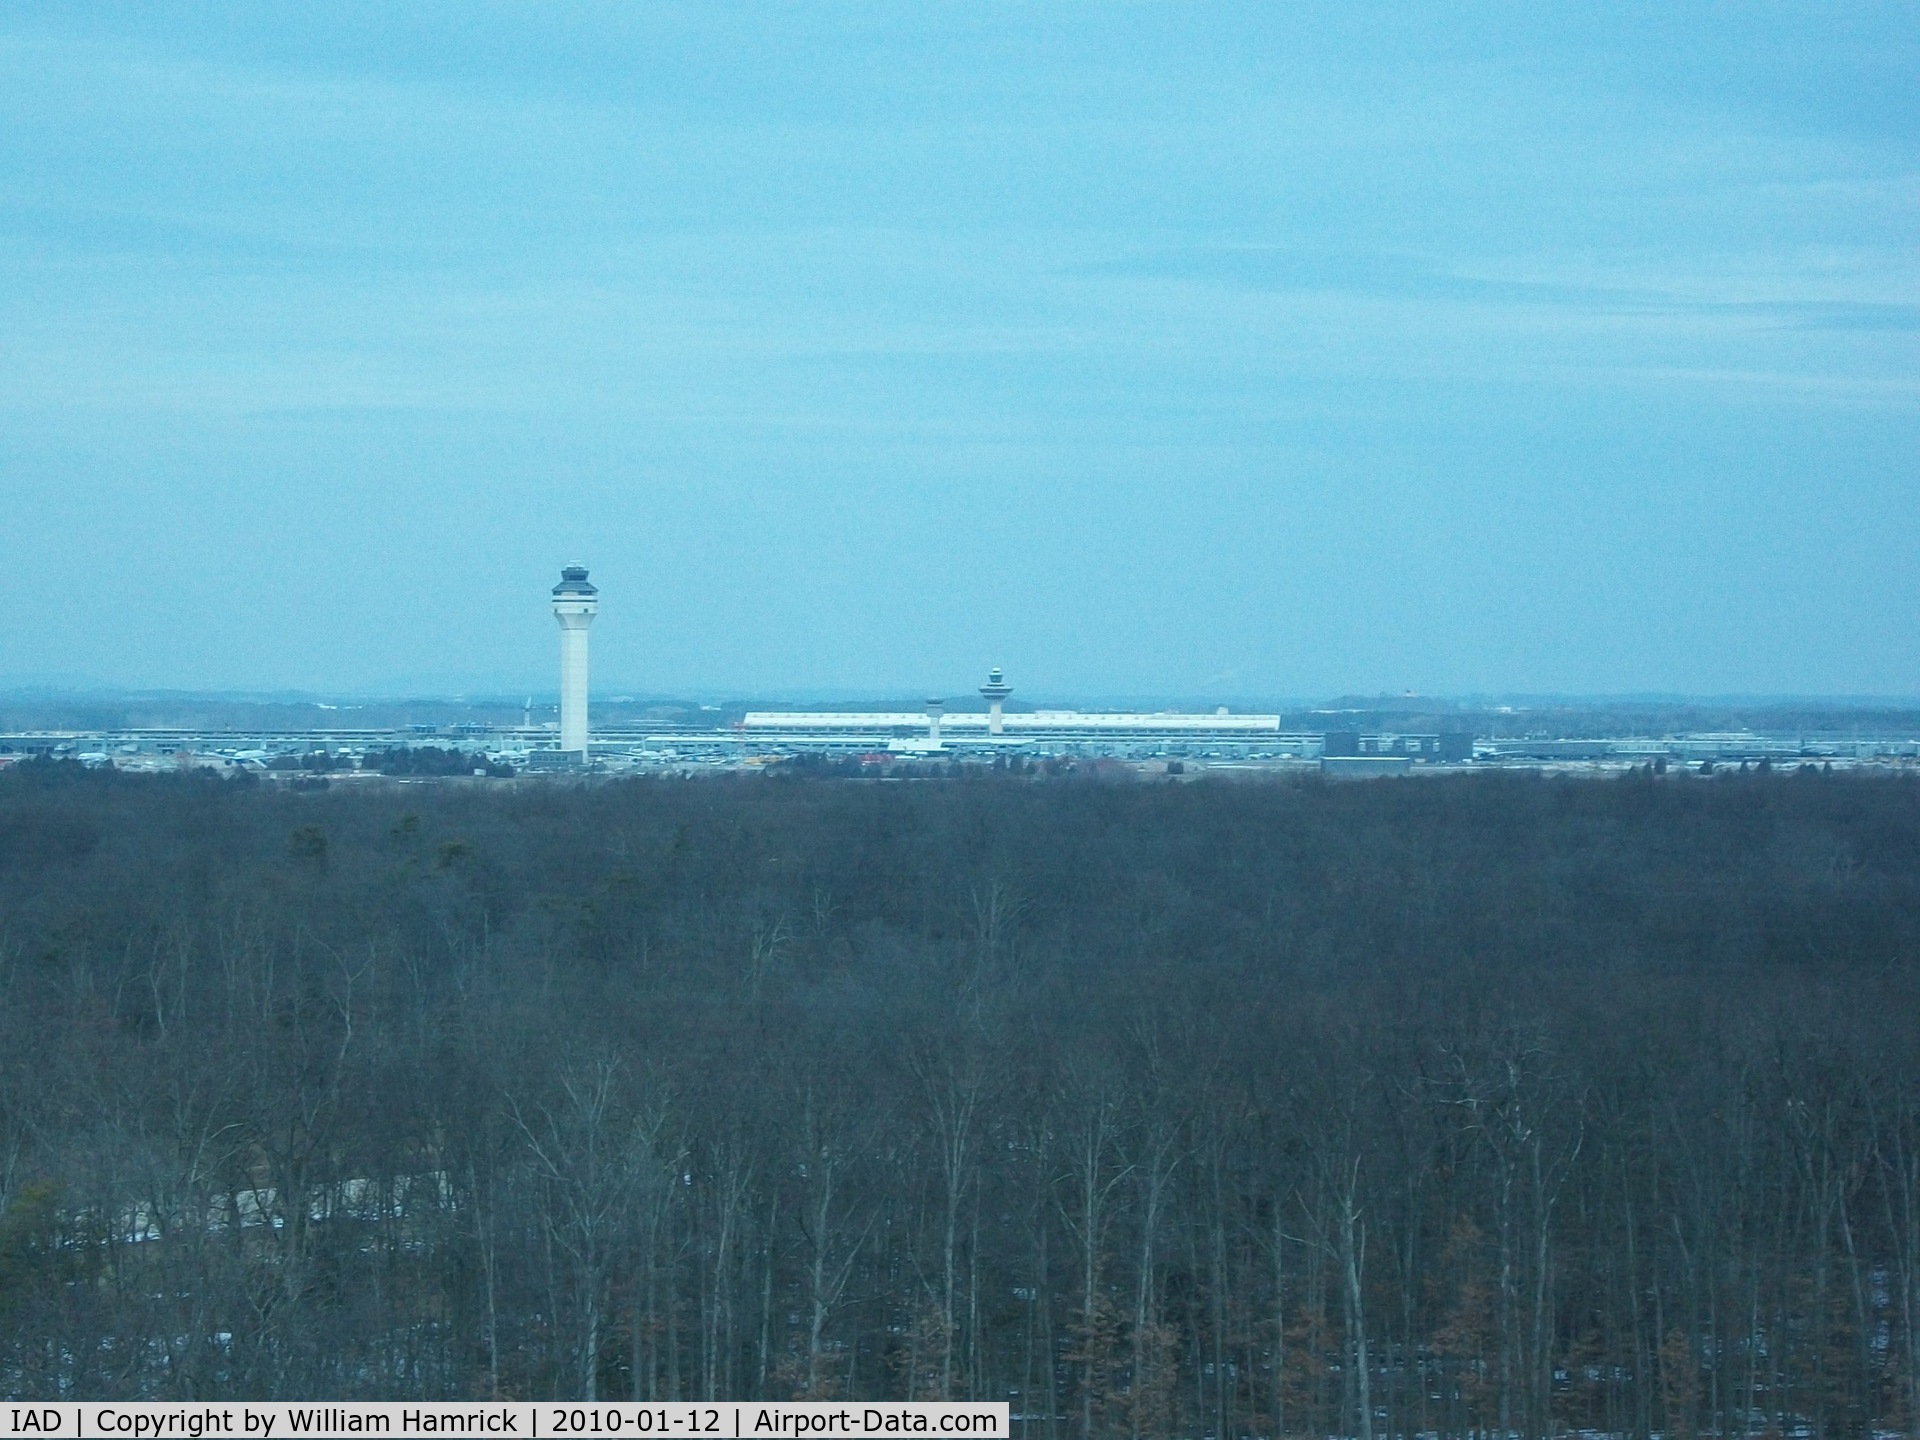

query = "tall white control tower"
(978, 668), (1013, 736)
(551, 565), (598, 755)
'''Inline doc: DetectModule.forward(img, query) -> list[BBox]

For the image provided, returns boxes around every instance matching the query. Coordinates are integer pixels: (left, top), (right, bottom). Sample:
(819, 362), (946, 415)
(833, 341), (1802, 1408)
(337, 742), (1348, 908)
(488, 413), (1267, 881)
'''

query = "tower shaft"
(560, 624), (590, 752)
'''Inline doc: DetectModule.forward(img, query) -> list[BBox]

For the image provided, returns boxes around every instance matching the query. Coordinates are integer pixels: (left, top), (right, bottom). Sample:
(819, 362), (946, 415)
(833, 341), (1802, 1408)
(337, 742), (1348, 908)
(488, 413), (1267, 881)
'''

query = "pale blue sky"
(2, 3), (1915, 699)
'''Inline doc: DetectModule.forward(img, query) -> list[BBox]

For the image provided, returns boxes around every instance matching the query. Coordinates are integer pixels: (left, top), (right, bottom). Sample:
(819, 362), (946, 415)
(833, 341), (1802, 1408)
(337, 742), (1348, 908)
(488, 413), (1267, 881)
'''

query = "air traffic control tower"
(979, 668), (1013, 735)
(552, 565), (598, 755)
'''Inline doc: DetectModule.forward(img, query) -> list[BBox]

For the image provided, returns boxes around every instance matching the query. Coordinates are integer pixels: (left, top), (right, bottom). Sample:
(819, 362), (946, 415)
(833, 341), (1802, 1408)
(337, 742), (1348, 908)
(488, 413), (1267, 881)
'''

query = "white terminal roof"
(741, 710), (1282, 732)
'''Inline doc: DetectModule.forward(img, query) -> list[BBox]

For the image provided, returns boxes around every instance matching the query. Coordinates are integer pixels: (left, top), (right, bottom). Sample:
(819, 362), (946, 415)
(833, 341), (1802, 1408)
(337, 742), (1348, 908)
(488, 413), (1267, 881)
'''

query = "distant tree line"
(260, 746), (511, 777)
(362, 745), (515, 778)
(1, 758), (1918, 1438)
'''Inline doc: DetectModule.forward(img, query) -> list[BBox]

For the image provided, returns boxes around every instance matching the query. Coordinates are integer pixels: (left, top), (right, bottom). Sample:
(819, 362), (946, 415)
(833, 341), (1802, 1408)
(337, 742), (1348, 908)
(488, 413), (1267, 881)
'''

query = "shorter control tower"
(551, 566), (598, 755)
(978, 668), (1013, 736)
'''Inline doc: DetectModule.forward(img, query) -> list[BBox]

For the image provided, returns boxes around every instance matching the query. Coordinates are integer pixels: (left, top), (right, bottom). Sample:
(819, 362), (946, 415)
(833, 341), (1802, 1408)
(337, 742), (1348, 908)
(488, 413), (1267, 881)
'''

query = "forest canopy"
(1, 760), (1917, 1438)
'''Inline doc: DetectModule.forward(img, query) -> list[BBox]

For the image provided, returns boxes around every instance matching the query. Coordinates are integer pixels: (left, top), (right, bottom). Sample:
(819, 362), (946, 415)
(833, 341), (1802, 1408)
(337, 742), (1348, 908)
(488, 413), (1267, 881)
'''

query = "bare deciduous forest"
(3, 760), (1919, 1438)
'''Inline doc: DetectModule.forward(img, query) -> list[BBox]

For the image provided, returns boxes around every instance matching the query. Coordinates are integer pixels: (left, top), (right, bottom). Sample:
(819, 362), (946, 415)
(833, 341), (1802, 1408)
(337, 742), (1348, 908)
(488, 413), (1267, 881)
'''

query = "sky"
(1, 3), (1916, 702)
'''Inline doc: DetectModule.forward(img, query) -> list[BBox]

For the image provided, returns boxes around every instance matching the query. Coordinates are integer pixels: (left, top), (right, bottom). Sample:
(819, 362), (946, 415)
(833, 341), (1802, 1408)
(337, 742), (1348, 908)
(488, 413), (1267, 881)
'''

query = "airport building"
(742, 705), (1298, 750)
